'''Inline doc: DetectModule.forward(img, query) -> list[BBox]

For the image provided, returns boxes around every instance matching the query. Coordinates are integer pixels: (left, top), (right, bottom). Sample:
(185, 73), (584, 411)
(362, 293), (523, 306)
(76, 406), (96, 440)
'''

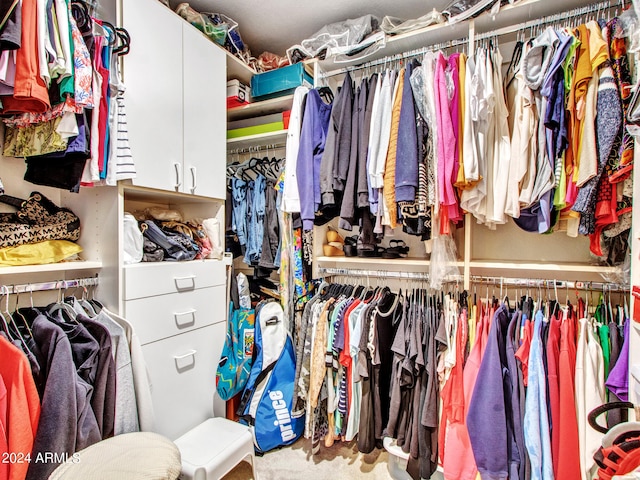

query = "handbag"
(0, 192), (81, 248)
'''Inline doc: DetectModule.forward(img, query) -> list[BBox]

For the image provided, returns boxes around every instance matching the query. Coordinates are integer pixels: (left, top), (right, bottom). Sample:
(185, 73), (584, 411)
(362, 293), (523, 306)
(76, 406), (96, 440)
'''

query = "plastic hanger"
(48, 281), (79, 323)
(88, 282), (104, 313)
(9, 287), (35, 352)
(0, 286), (17, 342)
(77, 281), (98, 318)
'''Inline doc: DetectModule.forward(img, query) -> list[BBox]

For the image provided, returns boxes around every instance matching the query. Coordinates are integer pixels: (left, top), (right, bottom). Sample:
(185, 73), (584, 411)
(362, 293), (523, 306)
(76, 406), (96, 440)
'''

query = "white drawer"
(123, 260), (225, 300)
(142, 322), (226, 440)
(123, 285), (226, 345)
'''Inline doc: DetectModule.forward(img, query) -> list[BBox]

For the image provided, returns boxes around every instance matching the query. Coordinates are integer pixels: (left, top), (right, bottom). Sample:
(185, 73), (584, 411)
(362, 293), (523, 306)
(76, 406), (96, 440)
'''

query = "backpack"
(238, 301), (304, 453)
(215, 304), (255, 401)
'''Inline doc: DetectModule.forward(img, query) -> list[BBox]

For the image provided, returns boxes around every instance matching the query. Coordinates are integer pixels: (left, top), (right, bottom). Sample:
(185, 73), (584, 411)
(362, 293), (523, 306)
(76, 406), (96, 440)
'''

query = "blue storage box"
(251, 63), (313, 101)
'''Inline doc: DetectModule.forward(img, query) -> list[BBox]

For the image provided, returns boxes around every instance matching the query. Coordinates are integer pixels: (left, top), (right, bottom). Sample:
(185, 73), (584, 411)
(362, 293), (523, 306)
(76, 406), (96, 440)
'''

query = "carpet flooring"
(221, 437), (395, 480)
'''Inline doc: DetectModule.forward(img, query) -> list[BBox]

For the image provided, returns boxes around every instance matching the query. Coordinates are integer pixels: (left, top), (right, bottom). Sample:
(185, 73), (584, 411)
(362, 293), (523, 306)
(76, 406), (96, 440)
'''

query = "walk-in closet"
(0, 0), (638, 479)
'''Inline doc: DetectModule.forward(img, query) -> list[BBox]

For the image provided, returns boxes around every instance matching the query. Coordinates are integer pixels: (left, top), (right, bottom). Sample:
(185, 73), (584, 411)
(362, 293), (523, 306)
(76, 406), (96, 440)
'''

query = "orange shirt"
(1, 0), (50, 114)
(0, 336), (41, 480)
(383, 68), (405, 229)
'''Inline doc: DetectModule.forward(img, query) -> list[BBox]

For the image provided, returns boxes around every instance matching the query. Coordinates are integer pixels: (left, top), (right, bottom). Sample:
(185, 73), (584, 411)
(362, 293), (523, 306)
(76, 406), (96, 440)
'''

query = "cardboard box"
(227, 79), (251, 108)
(227, 121), (285, 139)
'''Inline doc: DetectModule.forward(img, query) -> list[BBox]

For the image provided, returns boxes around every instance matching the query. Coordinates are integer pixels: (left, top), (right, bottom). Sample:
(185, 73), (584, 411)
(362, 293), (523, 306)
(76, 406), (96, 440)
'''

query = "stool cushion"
(49, 432), (181, 480)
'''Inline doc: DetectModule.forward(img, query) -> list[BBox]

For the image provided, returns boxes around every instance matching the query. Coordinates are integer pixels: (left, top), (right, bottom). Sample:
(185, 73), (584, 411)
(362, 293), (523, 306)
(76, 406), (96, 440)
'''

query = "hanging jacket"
(467, 304), (519, 480)
(395, 60), (418, 203)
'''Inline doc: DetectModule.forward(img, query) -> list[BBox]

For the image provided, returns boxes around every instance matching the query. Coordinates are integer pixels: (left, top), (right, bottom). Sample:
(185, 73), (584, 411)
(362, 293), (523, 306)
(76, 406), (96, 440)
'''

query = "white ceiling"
(170, 0), (452, 57)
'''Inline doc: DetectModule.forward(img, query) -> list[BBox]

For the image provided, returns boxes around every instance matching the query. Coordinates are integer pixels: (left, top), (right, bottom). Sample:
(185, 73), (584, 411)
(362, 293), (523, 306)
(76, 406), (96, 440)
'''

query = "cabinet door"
(142, 322), (226, 440)
(182, 23), (226, 198)
(123, 0), (183, 192)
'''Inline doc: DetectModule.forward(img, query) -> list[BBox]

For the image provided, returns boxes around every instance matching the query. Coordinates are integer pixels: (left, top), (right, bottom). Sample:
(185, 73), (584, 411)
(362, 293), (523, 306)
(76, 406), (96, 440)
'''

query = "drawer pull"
(174, 309), (196, 329)
(174, 275), (196, 291)
(174, 349), (197, 372)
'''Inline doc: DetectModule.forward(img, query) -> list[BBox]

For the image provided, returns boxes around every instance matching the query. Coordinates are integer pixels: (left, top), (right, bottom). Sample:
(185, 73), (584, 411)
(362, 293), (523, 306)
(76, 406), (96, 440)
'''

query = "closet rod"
(317, 267), (462, 282)
(468, 275), (629, 292)
(474, 0), (614, 43)
(227, 144), (287, 155)
(1, 276), (99, 295)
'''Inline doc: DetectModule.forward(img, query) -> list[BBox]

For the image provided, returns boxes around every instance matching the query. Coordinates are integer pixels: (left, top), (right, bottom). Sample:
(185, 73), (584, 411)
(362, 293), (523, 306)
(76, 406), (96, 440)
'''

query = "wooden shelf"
(227, 129), (288, 149)
(317, 256), (432, 267)
(0, 261), (102, 276)
(467, 260), (621, 282)
(226, 49), (256, 85)
(227, 95), (294, 122)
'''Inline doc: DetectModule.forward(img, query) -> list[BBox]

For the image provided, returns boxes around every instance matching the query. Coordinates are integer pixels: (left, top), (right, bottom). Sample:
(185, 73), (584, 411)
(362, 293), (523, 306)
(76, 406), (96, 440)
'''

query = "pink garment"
(442, 305), (489, 480)
(94, 32), (110, 177)
(439, 312), (469, 464)
(515, 317), (534, 386)
(446, 53), (461, 198)
(435, 53), (459, 226)
(556, 310), (581, 480)
(564, 176), (578, 208)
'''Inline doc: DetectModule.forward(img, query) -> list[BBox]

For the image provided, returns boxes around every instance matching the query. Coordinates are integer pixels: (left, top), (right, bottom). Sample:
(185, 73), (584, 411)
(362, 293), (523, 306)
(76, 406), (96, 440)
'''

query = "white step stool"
(174, 417), (258, 480)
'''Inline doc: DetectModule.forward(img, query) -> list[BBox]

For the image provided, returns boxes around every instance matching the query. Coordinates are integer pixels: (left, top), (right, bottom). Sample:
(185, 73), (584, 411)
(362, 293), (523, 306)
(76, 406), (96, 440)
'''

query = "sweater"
(296, 88), (332, 230)
(395, 60), (418, 202)
(467, 305), (517, 480)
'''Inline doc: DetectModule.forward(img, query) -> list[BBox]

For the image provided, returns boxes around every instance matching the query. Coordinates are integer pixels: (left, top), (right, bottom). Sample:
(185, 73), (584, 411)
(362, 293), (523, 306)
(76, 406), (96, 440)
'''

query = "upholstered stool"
(173, 417), (258, 480)
(49, 431), (182, 480)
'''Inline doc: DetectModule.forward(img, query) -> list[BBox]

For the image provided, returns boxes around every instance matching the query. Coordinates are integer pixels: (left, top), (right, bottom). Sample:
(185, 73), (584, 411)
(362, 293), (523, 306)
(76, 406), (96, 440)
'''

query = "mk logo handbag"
(0, 192), (81, 248)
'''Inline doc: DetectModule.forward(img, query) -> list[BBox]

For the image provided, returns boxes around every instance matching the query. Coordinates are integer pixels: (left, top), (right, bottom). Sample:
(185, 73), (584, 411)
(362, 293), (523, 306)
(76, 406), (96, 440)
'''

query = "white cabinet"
(140, 322), (226, 440)
(123, 0), (226, 199)
(122, 259), (227, 440)
(121, 188), (227, 439)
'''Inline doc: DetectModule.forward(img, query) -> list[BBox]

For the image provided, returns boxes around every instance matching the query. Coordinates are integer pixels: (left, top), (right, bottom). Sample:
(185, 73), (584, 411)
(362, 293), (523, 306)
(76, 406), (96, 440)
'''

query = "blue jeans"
(244, 174), (266, 265)
(231, 178), (248, 247)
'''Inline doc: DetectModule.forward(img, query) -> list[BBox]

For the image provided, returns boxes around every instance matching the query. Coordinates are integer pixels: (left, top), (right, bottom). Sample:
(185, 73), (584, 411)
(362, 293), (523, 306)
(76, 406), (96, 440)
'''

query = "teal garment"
(216, 306), (255, 401)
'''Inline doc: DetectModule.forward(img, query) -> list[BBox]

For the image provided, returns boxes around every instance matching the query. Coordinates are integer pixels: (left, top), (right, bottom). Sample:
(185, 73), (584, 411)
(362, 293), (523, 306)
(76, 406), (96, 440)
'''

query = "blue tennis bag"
(238, 301), (304, 453)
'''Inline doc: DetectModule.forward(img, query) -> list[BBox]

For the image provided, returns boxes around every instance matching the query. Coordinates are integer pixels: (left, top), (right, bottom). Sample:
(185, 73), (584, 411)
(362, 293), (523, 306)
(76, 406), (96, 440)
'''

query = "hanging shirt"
(282, 86), (310, 213)
(0, 336), (40, 480)
(366, 70), (384, 214)
(296, 88), (332, 230)
(556, 309), (581, 480)
(468, 304), (520, 480)
(382, 67), (404, 229)
(1, 0), (51, 114)
(575, 317), (605, 480)
(434, 52), (458, 231)
(523, 309), (554, 480)
(488, 48), (511, 228)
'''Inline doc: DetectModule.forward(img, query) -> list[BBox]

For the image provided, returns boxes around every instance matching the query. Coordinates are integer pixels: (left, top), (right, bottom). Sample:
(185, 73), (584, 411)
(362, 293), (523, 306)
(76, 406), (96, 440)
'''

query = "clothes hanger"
(317, 85), (334, 103)
(88, 281), (104, 313)
(71, 1), (92, 30)
(0, 286), (17, 342)
(114, 27), (131, 56)
(48, 281), (80, 323)
(10, 287), (36, 351)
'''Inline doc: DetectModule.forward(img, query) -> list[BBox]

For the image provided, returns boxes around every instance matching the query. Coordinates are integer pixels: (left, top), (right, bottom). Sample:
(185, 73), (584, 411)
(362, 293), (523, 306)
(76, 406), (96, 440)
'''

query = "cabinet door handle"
(174, 162), (182, 190)
(174, 275), (196, 291)
(174, 349), (197, 372)
(174, 309), (196, 329)
(190, 166), (197, 194)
